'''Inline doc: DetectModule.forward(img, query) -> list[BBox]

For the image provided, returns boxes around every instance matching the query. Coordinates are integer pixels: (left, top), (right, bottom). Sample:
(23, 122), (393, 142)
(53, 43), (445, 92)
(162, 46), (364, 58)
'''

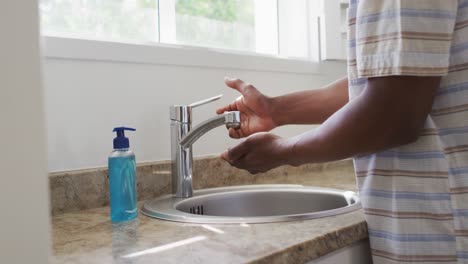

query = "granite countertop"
(51, 186), (367, 263)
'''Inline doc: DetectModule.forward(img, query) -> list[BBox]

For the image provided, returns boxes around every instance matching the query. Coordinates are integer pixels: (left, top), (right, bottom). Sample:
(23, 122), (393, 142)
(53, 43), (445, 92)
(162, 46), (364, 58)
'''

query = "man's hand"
(217, 78), (277, 138)
(220, 132), (294, 174)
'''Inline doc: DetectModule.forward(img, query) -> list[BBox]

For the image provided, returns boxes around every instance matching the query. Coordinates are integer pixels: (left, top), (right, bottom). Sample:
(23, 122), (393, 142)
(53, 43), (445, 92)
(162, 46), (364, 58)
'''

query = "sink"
(142, 185), (361, 224)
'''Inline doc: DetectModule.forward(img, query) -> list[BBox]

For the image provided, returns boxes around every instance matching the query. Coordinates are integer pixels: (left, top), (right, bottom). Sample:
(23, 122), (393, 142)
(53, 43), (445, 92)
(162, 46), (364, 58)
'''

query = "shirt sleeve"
(355, 0), (458, 78)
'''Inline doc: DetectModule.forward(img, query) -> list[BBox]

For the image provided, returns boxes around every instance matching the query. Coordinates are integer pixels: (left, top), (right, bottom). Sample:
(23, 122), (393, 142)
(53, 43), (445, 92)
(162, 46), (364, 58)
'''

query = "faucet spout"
(179, 111), (240, 148)
(170, 94), (240, 198)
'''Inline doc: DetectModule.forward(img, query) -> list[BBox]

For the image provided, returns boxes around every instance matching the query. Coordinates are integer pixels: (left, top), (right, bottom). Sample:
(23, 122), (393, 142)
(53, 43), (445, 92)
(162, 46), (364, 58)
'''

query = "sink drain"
(189, 205), (204, 215)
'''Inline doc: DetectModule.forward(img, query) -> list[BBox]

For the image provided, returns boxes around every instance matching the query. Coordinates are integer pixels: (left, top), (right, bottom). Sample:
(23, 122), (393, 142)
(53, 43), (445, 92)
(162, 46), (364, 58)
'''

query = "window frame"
(41, 0), (345, 74)
(43, 36), (345, 74)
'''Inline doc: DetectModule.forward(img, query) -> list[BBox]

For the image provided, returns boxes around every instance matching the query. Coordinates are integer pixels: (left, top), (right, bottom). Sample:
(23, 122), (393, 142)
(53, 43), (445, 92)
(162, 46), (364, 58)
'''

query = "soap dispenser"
(109, 127), (137, 223)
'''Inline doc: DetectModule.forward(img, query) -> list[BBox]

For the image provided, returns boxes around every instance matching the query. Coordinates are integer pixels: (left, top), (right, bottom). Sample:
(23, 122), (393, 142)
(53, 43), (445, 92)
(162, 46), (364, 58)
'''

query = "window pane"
(160, 0), (278, 54)
(278, 0), (310, 59)
(40, 0), (159, 42)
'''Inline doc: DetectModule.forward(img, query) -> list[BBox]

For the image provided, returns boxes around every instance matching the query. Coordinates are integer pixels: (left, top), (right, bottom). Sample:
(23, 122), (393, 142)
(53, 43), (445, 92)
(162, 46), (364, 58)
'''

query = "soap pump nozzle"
(112, 127), (136, 149)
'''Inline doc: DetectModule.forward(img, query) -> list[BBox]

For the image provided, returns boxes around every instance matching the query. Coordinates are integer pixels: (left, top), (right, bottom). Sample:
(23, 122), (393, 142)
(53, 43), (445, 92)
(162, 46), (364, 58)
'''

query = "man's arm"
(288, 76), (440, 164)
(271, 77), (349, 126)
(222, 76), (441, 173)
(217, 77), (348, 138)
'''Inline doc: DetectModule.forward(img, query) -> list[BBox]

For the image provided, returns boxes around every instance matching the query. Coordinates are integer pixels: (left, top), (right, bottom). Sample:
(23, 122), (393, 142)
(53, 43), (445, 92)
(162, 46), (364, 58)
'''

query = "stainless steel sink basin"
(142, 185), (360, 224)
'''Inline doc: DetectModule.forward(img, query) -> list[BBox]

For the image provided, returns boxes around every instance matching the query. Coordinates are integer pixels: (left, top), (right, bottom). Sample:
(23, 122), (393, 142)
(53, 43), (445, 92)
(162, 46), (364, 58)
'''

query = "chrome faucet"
(170, 95), (241, 198)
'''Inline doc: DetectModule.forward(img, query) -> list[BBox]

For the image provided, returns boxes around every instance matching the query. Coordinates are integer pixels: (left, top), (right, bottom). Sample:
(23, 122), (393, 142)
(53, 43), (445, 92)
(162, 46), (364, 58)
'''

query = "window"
(40, 0), (319, 60)
(163, 0), (277, 54)
(40, 0), (159, 42)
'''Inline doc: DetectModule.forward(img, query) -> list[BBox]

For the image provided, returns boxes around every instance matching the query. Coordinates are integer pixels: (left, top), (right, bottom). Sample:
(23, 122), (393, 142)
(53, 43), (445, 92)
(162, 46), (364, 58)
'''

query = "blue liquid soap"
(109, 127), (138, 223)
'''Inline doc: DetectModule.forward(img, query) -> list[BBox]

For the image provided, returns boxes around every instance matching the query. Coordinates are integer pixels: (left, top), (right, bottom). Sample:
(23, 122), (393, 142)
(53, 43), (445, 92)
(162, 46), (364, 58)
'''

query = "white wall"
(43, 44), (346, 172)
(0, 1), (51, 263)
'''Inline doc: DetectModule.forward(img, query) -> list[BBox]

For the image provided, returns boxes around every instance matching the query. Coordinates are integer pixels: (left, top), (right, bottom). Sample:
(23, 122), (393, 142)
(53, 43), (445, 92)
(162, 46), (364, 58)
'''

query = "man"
(219, 0), (468, 263)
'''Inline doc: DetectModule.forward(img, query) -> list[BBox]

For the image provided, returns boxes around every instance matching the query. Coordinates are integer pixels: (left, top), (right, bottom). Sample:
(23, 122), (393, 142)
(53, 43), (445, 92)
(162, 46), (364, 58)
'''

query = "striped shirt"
(348, 0), (468, 263)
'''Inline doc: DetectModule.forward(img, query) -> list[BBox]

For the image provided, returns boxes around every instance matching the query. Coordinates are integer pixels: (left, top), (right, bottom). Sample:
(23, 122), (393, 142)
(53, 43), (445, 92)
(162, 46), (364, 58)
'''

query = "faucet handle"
(189, 94), (223, 108)
(170, 94), (223, 123)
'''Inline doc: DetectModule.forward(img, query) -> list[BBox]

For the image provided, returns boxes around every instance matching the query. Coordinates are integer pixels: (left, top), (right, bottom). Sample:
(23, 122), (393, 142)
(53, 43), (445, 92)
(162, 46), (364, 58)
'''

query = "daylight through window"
(40, 0), (314, 59)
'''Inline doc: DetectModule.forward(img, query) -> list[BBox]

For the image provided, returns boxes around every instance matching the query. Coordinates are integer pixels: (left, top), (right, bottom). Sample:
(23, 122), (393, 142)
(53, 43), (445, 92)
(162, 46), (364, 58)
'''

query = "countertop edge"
(249, 219), (368, 264)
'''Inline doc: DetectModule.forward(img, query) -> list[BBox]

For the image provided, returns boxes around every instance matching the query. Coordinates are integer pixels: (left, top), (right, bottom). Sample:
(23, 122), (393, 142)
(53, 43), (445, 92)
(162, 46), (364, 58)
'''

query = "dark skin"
(217, 77), (349, 138)
(219, 76), (441, 174)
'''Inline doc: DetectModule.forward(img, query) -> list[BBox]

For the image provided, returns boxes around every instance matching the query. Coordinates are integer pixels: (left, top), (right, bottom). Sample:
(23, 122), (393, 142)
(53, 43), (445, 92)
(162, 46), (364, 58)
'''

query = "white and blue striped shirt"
(348, 0), (468, 263)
